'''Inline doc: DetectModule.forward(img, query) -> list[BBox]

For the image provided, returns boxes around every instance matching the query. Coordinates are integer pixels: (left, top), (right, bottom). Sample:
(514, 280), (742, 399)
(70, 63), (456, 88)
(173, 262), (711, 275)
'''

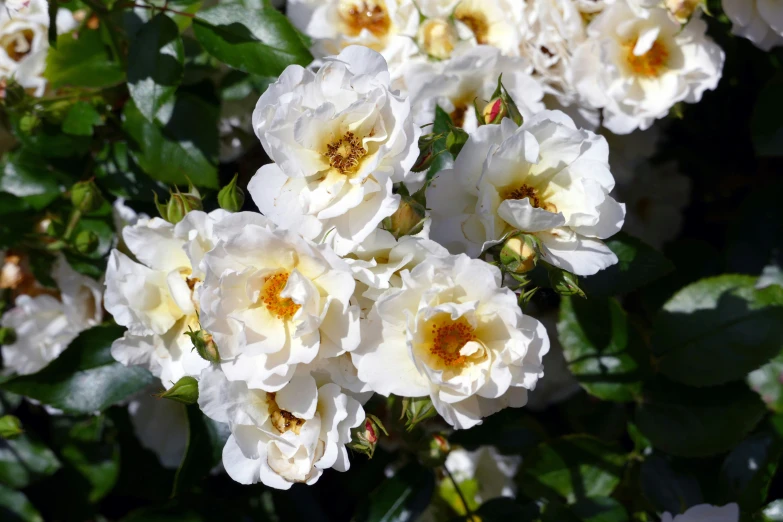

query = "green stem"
(63, 209), (82, 241)
(443, 465), (474, 520)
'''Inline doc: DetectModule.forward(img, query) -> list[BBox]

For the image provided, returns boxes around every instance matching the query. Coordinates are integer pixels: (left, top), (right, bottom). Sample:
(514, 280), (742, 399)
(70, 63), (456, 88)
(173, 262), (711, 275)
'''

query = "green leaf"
(569, 497), (629, 522)
(748, 352), (783, 413)
(8, 115), (91, 159)
(354, 462), (435, 522)
(557, 297), (650, 402)
(193, 4), (312, 76)
(128, 14), (185, 122)
(62, 101), (103, 137)
(580, 233), (674, 297)
(1, 325), (155, 414)
(172, 406), (229, 496)
(635, 379), (766, 458)
(1, 149), (67, 210)
(46, 28), (125, 89)
(450, 408), (546, 456)
(469, 498), (541, 521)
(426, 106), (454, 183)
(0, 484), (43, 522)
(0, 433), (60, 488)
(719, 419), (783, 511)
(123, 95), (219, 189)
(653, 275), (783, 387)
(516, 435), (626, 504)
(639, 455), (703, 514)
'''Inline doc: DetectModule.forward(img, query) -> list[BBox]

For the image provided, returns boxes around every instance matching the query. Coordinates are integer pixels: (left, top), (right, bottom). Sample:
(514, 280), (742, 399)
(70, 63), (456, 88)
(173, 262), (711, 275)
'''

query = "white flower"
(723, 0), (783, 51)
(451, 0), (525, 55)
(0, 0), (76, 96)
(198, 365), (363, 489)
(287, 0), (421, 83)
(198, 217), (361, 391)
(128, 385), (188, 469)
(353, 254), (549, 429)
(1, 256), (102, 375)
(571, 1), (724, 134)
(251, 46), (420, 255)
(106, 210), (231, 387)
(406, 46), (544, 133)
(661, 503), (739, 522)
(444, 446), (520, 503)
(428, 111), (624, 276)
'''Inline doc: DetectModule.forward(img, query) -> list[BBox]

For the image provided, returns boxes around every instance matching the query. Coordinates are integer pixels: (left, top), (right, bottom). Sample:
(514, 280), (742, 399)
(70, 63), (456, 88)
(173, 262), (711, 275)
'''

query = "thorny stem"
(443, 465), (474, 520)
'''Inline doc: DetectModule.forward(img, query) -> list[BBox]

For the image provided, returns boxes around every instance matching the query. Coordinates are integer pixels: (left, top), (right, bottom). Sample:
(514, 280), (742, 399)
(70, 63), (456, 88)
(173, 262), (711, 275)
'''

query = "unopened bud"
(482, 98), (507, 125)
(0, 327), (17, 345)
(157, 376), (199, 405)
(412, 133), (444, 173)
(185, 327), (220, 363)
(418, 433), (451, 467)
(500, 234), (538, 274)
(348, 414), (387, 458)
(547, 265), (585, 298)
(0, 415), (23, 439)
(489, 75), (523, 125)
(154, 185), (202, 224)
(73, 230), (99, 254)
(384, 194), (427, 239)
(218, 174), (245, 213)
(70, 180), (105, 214)
(402, 396), (438, 432)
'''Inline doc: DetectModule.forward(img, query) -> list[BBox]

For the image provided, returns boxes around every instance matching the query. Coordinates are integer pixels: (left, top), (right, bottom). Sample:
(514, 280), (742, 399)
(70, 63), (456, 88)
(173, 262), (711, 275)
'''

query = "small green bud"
(384, 193), (427, 239)
(70, 180), (105, 214)
(348, 414), (387, 459)
(0, 327), (16, 345)
(73, 230), (99, 254)
(411, 133), (445, 173)
(19, 113), (40, 134)
(0, 415), (23, 439)
(157, 376), (199, 405)
(185, 326), (220, 363)
(401, 396), (438, 432)
(154, 185), (202, 224)
(546, 265), (585, 298)
(499, 234), (539, 274)
(217, 174), (245, 212)
(418, 433), (451, 468)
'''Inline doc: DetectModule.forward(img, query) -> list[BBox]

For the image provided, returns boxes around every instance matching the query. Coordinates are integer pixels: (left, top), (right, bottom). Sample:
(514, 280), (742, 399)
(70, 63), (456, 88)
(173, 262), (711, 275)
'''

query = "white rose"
(451, 0), (525, 55)
(723, 0), (783, 51)
(1, 256), (102, 375)
(661, 504), (739, 522)
(571, 1), (724, 134)
(0, 0), (76, 96)
(198, 218), (361, 391)
(445, 446), (521, 503)
(251, 46), (420, 255)
(128, 384), (188, 469)
(428, 112), (624, 277)
(106, 210), (231, 387)
(406, 46), (544, 133)
(353, 254), (549, 430)
(198, 365), (363, 489)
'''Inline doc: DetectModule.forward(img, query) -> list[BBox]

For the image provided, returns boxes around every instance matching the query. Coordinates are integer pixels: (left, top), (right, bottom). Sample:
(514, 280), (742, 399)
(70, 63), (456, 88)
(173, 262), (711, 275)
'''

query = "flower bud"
(418, 433), (451, 468)
(482, 98), (507, 125)
(157, 376), (199, 405)
(0, 327), (16, 345)
(489, 75), (523, 125)
(70, 180), (105, 214)
(348, 414), (387, 458)
(402, 396), (438, 432)
(0, 415), (23, 439)
(154, 185), (202, 224)
(384, 194), (426, 239)
(499, 234), (538, 274)
(73, 230), (99, 255)
(185, 326), (220, 363)
(218, 174), (245, 213)
(546, 265), (585, 298)
(411, 133), (444, 173)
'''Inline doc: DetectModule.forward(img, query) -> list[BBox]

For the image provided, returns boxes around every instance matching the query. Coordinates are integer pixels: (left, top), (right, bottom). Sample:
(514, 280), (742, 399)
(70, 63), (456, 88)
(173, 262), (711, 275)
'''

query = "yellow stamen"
(625, 38), (669, 78)
(340, 1), (391, 38)
(325, 131), (367, 174)
(261, 272), (300, 321)
(266, 392), (305, 435)
(430, 318), (477, 367)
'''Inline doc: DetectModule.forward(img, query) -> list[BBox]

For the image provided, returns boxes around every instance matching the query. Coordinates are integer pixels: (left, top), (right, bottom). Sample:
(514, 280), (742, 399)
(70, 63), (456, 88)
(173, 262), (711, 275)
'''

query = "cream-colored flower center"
(267, 392), (305, 435)
(339, 0), (391, 39)
(1, 29), (34, 63)
(429, 317), (477, 367)
(418, 19), (457, 60)
(260, 272), (300, 321)
(325, 131), (367, 174)
(503, 183), (558, 213)
(454, 3), (489, 45)
(624, 38), (670, 78)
